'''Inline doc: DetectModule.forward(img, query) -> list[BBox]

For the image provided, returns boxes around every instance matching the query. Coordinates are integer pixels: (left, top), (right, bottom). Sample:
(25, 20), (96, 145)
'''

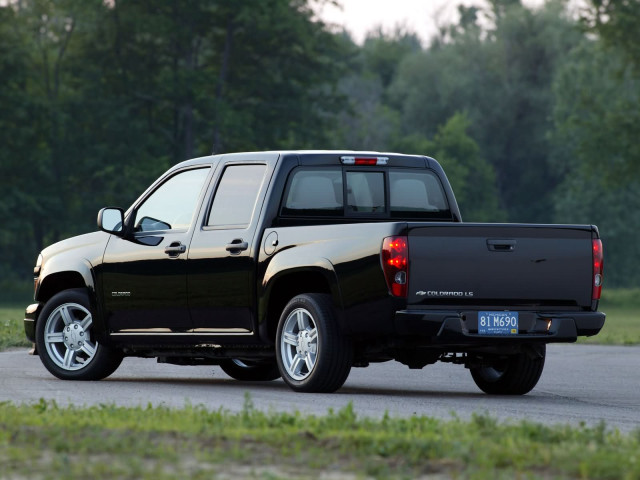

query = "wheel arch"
(37, 270), (92, 305)
(35, 260), (103, 343)
(259, 263), (343, 344)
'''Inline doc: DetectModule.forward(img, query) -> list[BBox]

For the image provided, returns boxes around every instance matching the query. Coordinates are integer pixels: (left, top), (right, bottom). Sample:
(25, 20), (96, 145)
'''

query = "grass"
(0, 397), (639, 479)
(0, 306), (32, 351)
(1, 294), (638, 478)
(579, 288), (640, 345)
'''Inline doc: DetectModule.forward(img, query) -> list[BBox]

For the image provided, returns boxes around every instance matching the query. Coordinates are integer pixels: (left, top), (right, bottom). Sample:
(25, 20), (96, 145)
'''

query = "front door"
(101, 166), (211, 334)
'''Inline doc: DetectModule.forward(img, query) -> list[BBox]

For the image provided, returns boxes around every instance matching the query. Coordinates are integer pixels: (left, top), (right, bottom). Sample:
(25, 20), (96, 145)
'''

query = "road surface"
(1, 344), (638, 431)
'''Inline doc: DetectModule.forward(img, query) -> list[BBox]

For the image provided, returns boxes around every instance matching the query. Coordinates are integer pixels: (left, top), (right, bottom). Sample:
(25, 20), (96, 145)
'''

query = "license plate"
(478, 311), (519, 335)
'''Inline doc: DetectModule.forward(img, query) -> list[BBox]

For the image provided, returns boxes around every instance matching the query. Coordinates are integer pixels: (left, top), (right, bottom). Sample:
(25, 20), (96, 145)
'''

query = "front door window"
(134, 168), (210, 233)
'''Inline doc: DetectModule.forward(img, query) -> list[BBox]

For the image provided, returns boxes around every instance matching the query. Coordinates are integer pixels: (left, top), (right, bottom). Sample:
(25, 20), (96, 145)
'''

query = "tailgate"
(407, 224), (594, 308)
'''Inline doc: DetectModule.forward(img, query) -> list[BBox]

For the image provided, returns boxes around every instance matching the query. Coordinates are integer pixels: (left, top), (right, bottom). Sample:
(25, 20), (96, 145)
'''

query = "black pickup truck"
(25, 151), (605, 394)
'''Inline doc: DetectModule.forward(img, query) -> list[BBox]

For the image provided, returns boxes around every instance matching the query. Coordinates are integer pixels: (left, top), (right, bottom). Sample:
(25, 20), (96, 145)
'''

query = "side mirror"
(97, 207), (125, 235)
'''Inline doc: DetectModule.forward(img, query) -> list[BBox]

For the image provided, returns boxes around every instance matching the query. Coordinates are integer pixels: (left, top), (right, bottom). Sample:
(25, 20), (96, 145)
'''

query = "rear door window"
(207, 164), (267, 228)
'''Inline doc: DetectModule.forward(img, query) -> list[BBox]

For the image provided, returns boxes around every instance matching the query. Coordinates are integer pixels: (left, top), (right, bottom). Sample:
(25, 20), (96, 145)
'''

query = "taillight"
(592, 239), (603, 300)
(382, 236), (408, 297)
(341, 156), (388, 166)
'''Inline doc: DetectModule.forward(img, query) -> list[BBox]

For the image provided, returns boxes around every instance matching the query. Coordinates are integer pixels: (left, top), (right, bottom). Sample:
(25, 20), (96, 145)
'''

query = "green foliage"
(361, 27), (422, 88)
(2, 0), (640, 286)
(392, 113), (506, 222)
(0, 0), (349, 288)
(551, 41), (640, 186)
(583, 0), (640, 71)
(580, 289), (640, 345)
(327, 29), (415, 150)
(0, 400), (639, 478)
(552, 41), (640, 287)
(560, 2), (640, 286)
(0, 307), (32, 351)
(391, 0), (583, 223)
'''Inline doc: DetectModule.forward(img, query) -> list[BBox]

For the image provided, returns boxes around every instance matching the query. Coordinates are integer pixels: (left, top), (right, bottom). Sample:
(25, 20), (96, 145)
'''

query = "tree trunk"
(212, 17), (234, 154)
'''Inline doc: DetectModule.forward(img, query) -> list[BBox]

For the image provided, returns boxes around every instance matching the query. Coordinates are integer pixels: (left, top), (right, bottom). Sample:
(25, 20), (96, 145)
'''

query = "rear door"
(187, 158), (274, 335)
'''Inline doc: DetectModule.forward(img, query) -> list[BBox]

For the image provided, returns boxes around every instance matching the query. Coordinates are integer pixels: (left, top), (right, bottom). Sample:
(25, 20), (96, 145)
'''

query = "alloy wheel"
(279, 307), (318, 381)
(43, 302), (98, 371)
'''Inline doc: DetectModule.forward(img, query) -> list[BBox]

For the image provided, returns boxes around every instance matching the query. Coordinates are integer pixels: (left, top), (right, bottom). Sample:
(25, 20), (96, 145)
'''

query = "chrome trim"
(190, 328), (251, 334)
(111, 329), (253, 336)
(117, 328), (173, 333)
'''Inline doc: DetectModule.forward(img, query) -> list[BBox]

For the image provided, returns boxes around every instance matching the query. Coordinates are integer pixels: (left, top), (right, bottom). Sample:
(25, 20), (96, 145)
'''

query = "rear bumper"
(394, 309), (605, 345)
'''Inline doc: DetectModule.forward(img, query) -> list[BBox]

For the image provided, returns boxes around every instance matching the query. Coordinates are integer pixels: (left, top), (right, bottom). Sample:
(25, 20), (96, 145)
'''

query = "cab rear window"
(281, 169), (343, 216)
(281, 168), (451, 219)
(389, 171), (449, 218)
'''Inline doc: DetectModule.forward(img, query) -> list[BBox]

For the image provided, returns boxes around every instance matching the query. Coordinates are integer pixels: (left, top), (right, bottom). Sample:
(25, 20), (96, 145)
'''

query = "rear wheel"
(35, 289), (123, 381)
(219, 359), (280, 381)
(470, 345), (546, 395)
(276, 294), (352, 393)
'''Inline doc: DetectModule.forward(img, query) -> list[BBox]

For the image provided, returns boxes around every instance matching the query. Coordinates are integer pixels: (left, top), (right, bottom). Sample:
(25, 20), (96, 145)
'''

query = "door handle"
(226, 239), (249, 254)
(164, 241), (186, 257)
(487, 239), (517, 252)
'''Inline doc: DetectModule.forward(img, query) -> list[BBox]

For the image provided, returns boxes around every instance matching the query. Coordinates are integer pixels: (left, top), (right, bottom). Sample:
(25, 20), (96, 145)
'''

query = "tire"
(470, 345), (546, 395)
(220, 359), (281, 381)
(35, 289), (123, 381)
(276, 293), (352, 393)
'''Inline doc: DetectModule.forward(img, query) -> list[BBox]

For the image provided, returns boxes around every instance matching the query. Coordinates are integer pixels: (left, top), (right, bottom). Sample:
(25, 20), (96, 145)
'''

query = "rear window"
(281, 169), (343, 216)
(346, 172), (385, 213)
(389, 171), (448, 218)
(281, 167), (451, 219)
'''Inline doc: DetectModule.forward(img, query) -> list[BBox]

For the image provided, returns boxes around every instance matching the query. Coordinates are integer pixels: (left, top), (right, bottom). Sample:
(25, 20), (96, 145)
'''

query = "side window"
(282, 168), (343, 216)
(207, 164), (266, 227)
(346, 171), (385, 213)
(134, 167), (210, 233)
(389, 170), (449, 217)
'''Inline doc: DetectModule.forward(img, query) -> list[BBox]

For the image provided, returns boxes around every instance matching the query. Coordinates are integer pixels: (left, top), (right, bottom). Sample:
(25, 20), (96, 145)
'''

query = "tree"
(583, 0), (640, 70)
(552, 40), (640, 286)
(390, 0), (583, 222)
(575, 0), (640, 183)
(326, 29), (418, 150)
(0, 5), (42, 297)
(0, 0), (350, 295)
(391, 113), (506, 222)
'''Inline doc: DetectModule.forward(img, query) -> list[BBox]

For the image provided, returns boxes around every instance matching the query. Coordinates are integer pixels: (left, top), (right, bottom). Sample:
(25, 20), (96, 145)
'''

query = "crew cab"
(25, 151), (605, 394)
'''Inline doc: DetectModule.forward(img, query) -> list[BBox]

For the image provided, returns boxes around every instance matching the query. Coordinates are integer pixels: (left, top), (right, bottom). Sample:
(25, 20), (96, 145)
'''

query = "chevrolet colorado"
(25, 151), (605, 394)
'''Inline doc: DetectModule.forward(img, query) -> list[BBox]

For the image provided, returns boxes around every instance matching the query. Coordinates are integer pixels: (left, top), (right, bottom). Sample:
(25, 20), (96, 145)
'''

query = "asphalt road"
(1, 344), (639, 432)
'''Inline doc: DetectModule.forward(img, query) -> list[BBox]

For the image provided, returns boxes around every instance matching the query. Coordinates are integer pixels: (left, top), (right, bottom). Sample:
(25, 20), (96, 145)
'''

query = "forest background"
(0, 0), (638, 301)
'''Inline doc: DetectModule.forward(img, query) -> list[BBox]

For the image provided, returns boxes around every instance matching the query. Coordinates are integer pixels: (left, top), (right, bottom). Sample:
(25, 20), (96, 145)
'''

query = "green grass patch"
(0, 398), (638, 479)
(0, 306), (31, 351)
(579, 288), (640, 345)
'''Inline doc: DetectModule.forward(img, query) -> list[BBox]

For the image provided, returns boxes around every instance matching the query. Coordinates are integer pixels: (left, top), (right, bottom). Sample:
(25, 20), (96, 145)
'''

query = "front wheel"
(276, 294), (352, 393)
(35, 289), (123, 381)
(219, 359), (281, 381)
(470, 345), (546, 395)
